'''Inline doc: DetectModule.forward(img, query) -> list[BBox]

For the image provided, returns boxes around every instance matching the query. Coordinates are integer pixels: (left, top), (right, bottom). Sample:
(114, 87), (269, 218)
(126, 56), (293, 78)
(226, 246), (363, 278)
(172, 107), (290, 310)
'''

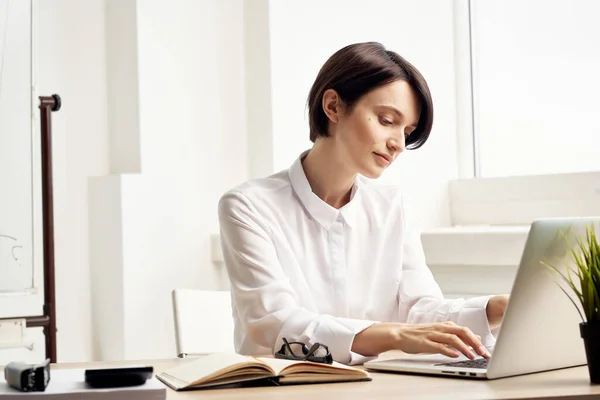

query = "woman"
(218, 42), (509, 365)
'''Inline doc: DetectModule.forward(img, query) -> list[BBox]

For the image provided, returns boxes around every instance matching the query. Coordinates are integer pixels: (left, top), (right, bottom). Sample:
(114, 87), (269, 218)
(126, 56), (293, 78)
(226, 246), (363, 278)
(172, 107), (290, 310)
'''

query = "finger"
(430, 332), (476, 359)
(427, 341), (461, 358)
(446, 326), (491, 358)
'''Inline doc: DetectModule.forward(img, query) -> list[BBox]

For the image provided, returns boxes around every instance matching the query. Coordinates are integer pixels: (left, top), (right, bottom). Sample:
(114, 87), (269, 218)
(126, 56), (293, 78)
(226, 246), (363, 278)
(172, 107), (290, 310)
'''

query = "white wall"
(267, 0), (459, 229)
(89, 0), (247, 361)
(127, 0), (245, 359)
(36, 0), (110, 362)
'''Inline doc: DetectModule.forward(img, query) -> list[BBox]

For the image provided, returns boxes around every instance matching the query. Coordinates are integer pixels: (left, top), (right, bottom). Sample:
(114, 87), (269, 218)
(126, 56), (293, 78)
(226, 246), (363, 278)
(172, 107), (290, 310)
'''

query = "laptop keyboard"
(436, 358), (489, 369)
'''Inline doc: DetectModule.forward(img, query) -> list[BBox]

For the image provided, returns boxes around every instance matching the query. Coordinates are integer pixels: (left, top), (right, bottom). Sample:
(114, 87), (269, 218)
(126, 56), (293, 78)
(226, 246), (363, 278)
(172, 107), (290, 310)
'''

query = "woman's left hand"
(486, 294), (510, 330)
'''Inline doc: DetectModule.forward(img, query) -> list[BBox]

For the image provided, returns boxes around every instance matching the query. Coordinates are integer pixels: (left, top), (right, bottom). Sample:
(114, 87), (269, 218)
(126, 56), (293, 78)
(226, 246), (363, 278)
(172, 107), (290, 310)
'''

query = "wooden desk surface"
(44, 352), (600, 400)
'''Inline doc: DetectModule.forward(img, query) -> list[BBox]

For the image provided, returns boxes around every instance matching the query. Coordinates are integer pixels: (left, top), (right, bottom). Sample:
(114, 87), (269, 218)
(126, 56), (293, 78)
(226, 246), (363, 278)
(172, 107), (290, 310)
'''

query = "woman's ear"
(322, 89), (343, 125)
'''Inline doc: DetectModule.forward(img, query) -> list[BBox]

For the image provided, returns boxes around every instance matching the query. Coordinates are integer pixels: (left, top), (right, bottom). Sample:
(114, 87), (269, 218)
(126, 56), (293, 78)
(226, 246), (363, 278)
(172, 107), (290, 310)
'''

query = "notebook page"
(256, 358), (367, 377)
(160, 353), (272, 386)
(254, 357), (301, 375)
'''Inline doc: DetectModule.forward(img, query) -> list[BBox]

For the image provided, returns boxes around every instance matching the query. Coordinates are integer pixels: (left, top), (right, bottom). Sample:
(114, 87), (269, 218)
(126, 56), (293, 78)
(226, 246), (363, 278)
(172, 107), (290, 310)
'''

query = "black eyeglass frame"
(274, 338), (333, 364)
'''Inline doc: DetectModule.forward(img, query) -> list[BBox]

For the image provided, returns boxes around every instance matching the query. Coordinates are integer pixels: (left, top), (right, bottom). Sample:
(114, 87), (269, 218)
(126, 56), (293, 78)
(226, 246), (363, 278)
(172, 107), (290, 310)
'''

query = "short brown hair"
(307, 42), (434, 149)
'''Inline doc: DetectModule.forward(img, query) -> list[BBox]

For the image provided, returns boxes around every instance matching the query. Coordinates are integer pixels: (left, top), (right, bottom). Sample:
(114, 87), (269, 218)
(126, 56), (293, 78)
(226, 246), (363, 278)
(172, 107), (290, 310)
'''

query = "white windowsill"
(421, 225), (530, 267)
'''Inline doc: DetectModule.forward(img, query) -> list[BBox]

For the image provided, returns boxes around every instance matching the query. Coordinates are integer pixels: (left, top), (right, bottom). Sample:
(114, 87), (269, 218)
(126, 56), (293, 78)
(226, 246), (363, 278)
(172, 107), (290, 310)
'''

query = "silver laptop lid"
(486, 217), (597, 379)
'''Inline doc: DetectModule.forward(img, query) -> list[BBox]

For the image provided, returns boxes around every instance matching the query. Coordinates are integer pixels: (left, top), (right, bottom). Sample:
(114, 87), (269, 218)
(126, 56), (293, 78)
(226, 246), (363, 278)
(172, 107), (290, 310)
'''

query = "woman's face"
(328, 80), (422, 179)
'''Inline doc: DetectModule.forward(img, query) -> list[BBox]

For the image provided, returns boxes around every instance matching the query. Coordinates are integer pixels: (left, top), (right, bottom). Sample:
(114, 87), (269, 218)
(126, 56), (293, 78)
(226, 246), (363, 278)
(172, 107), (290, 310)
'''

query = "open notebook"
(156, 353), (371, 390)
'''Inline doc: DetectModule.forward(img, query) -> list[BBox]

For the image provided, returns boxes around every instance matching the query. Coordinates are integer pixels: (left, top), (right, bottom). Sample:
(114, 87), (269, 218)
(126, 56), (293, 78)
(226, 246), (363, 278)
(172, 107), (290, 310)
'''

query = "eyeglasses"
(274, 338), (333, 364)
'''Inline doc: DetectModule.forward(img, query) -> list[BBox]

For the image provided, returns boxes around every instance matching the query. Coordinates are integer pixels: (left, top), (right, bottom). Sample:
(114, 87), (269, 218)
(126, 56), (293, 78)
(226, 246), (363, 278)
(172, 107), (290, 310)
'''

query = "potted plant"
(544, 224), (600, 383)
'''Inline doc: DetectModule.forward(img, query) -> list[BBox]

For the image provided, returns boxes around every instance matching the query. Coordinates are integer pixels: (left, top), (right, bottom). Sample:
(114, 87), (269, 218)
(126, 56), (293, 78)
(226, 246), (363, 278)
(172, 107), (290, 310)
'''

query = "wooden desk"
(45, 353), (600, 400)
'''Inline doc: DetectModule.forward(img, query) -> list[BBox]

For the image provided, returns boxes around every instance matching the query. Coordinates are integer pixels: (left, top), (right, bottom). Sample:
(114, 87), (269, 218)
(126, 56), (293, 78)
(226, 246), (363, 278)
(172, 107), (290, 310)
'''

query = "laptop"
(364, 217), (600, 380)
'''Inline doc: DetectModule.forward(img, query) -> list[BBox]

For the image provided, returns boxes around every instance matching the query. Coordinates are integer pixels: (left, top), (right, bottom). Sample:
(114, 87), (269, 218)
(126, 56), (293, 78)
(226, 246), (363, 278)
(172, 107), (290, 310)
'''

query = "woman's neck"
(301, 139), (357, 209)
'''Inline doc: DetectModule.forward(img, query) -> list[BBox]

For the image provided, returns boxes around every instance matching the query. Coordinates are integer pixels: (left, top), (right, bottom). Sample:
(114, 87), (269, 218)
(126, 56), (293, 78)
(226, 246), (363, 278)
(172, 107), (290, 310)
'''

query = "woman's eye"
(379, 116), (393, 126)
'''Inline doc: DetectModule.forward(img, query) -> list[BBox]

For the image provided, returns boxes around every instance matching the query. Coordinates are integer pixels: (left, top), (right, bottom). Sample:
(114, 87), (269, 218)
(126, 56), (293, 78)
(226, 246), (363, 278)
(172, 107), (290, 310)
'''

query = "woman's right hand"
(352, 321), (491, 359)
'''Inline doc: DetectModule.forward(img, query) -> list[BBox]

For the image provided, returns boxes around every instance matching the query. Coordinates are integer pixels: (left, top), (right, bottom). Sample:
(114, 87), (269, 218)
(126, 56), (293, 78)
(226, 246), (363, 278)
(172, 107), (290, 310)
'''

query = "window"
(468, 0), (600, 178)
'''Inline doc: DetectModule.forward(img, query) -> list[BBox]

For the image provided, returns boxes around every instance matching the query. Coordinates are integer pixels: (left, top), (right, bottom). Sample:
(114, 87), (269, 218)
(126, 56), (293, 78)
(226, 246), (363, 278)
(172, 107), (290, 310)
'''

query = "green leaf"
(544, 223), (600, 323)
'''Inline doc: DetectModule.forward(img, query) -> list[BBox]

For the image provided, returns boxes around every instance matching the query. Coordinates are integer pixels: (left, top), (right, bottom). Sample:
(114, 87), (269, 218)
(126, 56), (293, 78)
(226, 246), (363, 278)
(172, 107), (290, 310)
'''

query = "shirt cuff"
(455, 295), (496, 348)
(330, 318), (377, 365)
(348, 351), (377, 365)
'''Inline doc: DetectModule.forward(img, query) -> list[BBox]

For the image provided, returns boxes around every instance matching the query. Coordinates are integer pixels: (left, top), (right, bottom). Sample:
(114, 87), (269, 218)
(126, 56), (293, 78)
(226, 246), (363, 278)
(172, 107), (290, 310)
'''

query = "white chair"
(171, 289), (235, 357)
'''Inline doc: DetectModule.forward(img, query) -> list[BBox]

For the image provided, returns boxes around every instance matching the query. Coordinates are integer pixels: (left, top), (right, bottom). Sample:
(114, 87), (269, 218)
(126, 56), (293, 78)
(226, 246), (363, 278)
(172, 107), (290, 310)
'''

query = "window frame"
(451, 0), (600, 226)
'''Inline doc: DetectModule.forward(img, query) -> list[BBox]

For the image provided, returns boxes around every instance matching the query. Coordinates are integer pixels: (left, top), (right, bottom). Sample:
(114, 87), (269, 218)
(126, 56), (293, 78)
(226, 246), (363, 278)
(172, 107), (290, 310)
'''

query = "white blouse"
(218, 151), (495, 365)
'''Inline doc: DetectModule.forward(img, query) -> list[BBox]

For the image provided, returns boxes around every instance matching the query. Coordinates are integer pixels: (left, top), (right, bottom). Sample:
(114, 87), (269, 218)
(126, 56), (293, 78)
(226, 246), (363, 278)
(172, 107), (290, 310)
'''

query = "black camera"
(4, 359), (50, 392)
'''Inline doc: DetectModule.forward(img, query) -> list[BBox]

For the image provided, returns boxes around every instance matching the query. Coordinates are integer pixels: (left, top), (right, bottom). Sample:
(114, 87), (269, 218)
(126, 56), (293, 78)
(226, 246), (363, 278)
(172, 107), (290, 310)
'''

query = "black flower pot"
(580, 322), (600, 384)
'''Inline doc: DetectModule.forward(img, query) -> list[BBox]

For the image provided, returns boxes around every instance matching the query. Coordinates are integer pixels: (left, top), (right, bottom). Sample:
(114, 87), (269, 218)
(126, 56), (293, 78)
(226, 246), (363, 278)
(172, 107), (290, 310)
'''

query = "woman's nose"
(387, 137), (405, 154)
